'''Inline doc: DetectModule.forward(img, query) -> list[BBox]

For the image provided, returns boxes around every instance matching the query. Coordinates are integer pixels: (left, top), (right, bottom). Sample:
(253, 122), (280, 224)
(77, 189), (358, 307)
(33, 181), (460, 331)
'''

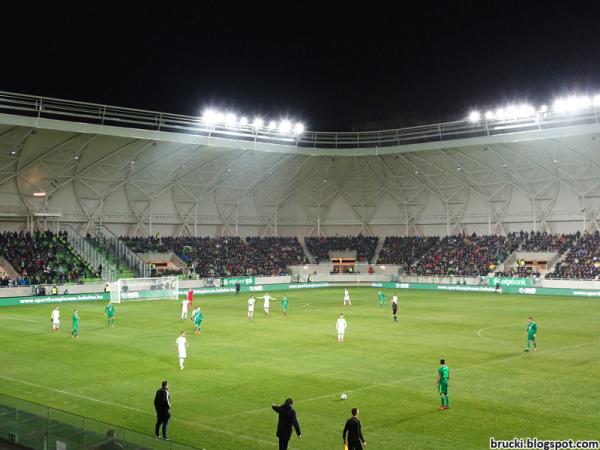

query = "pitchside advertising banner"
(220, 276), (256, 287)
(488, 277), (533, 287)
(3, 281), (600, 306)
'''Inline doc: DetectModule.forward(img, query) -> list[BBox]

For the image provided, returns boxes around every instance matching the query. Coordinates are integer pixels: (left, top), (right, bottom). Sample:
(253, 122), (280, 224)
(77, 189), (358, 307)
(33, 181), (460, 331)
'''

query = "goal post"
(110, 277), (179, 303)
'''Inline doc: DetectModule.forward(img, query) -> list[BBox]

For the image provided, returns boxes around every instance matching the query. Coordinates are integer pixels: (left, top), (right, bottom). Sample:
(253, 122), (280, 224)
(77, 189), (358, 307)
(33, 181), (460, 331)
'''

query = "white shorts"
(178, 352), (187, 359)
(52, 320), (60, 325)
(248, 307), (254, 312)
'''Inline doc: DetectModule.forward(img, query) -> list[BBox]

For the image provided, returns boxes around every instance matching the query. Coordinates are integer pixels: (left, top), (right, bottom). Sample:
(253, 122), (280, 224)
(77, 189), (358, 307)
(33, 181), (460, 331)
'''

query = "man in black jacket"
(154, 381), (171, 440)
(343, 407), (366, 450)
(271, 398), (301, 450)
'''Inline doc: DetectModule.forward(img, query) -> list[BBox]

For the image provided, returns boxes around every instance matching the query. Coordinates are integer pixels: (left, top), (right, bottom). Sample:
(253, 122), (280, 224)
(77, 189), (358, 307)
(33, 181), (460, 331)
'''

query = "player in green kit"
(281, 296), (289, 319)
(71, 308), (79, 338)
(378, 291), (385, 307)
(104, 302), (115, 326)
(525, 316), (537, 352)
(192, 307), (204, 335)
(436, 358), (449, 410)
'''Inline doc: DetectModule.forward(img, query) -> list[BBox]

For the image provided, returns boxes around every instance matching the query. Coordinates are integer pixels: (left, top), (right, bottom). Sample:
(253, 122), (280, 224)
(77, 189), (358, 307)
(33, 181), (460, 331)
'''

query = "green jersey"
(72, 313), (79, 329)
(527, 321), (537, 336)
(193, 310), (204, 324)
(281, 297), (288, 310)
(104, 304), (115, 318)
(378, 292), (385, 302)
(438, 365), (449, 383)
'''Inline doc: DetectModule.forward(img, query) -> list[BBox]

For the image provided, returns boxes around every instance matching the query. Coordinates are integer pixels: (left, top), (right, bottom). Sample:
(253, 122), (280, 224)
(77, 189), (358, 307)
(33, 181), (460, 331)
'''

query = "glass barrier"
(0, 393), (201, 450)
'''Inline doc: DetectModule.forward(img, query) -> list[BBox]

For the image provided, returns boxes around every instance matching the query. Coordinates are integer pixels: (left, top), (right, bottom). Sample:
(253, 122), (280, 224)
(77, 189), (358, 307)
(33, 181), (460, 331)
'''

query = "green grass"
(0, 288), (599, 449)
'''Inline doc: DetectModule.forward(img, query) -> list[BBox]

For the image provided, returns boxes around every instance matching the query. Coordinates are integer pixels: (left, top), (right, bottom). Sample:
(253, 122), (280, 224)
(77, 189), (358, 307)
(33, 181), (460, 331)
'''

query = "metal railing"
(0, 393), (200, 450)
(60, 224), (117, 282)
(96, 225), (151, 278)
(1, 91), (600, 149)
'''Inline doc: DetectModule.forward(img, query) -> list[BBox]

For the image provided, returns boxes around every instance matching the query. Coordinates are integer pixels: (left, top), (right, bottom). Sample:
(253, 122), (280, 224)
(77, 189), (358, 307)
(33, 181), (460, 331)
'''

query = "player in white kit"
(181, 298), (189, 320)
(51, 306), (60, 331)
(343, 288), (351, 306)
(336, 313), (347, 343)
(259, 293), (275, 315)
(247, 295), (256, 319)
(175, 331), (188, 370)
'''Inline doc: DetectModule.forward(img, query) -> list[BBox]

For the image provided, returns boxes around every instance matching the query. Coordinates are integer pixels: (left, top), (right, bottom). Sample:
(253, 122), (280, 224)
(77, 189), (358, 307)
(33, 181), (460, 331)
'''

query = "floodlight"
(224, 113), (237, 126)
(506, 105), (519, 119)
(252, 118), (264, 128)
(293, 123), (305, 135)
(279, 120), (292, 134)
(215, 112), (225, 124)
(468, 111), (480, 122)
(202, 109), (218, 125)
(485, 111), (494, 120)
(239, 117), (248, 126)
(33, 192), (46, 197)
(594, 95), (600, 106)
(518, 104), (535, 117)
(495, 108), (506, 119)
(539, 105), (548, 113)
(268, 121), (277, 130)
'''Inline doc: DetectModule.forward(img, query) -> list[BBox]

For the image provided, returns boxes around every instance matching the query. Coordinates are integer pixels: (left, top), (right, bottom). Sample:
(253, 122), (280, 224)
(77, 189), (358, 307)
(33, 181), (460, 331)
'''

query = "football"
(340, 393), (348, 400)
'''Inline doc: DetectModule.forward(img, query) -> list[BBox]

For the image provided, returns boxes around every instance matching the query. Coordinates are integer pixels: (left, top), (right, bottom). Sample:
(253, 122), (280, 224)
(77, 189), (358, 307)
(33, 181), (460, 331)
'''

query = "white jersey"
(51, 309), (60, 324)
(176, 336), (187, 358)
(344, 290), (350, 301)
(262, 295), (272, 307)
(336, 318), (347, 333)
(248, 297), (256, 311)
(392, 295), (398, 305)
(181, 299), (189, 312)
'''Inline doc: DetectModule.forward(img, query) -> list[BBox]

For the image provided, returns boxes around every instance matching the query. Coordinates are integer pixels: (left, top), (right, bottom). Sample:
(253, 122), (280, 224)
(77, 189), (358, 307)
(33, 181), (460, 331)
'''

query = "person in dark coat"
(343, 407), (366, 450)
(235, 282), (241, 295)
(271, 398), (301, 450)
(154, 381), (171, 440)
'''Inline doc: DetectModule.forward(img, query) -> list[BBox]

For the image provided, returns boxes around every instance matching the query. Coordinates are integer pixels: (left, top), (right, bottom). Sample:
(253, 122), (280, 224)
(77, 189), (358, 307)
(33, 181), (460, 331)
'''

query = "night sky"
(1, 2), (599, 131)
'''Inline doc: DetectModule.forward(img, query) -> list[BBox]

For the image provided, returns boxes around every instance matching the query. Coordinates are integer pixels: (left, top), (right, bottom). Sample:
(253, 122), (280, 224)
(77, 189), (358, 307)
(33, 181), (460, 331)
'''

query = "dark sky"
(1, 2), (599, 131)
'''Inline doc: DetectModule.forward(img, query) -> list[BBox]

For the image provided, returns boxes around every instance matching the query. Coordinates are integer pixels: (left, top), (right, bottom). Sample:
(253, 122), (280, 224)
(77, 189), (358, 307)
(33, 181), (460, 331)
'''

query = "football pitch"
(0, 287), (599, 449)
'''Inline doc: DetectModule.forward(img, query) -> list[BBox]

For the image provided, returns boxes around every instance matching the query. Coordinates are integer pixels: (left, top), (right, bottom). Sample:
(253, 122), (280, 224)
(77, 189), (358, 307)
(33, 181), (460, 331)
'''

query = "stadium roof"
(1, 91), (600, 236)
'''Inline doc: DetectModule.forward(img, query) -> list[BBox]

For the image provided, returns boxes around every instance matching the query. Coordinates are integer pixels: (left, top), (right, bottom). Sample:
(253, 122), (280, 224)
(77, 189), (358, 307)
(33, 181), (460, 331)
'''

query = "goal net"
(110, 277), (179, 303)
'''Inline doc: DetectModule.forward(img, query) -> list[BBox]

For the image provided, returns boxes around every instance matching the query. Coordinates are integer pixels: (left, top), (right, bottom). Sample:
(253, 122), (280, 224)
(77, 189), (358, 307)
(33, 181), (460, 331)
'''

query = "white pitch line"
(0, 374), (277, 448)
(0, 315), (40, 323)
(205, 337), (600, 424)
(476, 323), (515, 341)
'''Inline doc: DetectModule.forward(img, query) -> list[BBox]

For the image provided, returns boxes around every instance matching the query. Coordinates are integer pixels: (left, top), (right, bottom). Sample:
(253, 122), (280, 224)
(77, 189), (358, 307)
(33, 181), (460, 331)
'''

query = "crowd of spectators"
(120, 230), (600, 280)
(379, 234), (518, 277)
(495, 267), (541, 278)
(0, 230), (97, 285)
(507, 231), (575, 254)
(120, 236), (308, 277)
(546, 231), (600, 279)
(378, 236), (439, 267)
(304, 235), (378, 263)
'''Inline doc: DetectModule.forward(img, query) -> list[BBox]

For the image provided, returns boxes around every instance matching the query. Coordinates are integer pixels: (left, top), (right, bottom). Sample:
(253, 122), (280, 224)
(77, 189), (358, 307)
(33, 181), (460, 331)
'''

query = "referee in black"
(343, 407), (366, 449)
